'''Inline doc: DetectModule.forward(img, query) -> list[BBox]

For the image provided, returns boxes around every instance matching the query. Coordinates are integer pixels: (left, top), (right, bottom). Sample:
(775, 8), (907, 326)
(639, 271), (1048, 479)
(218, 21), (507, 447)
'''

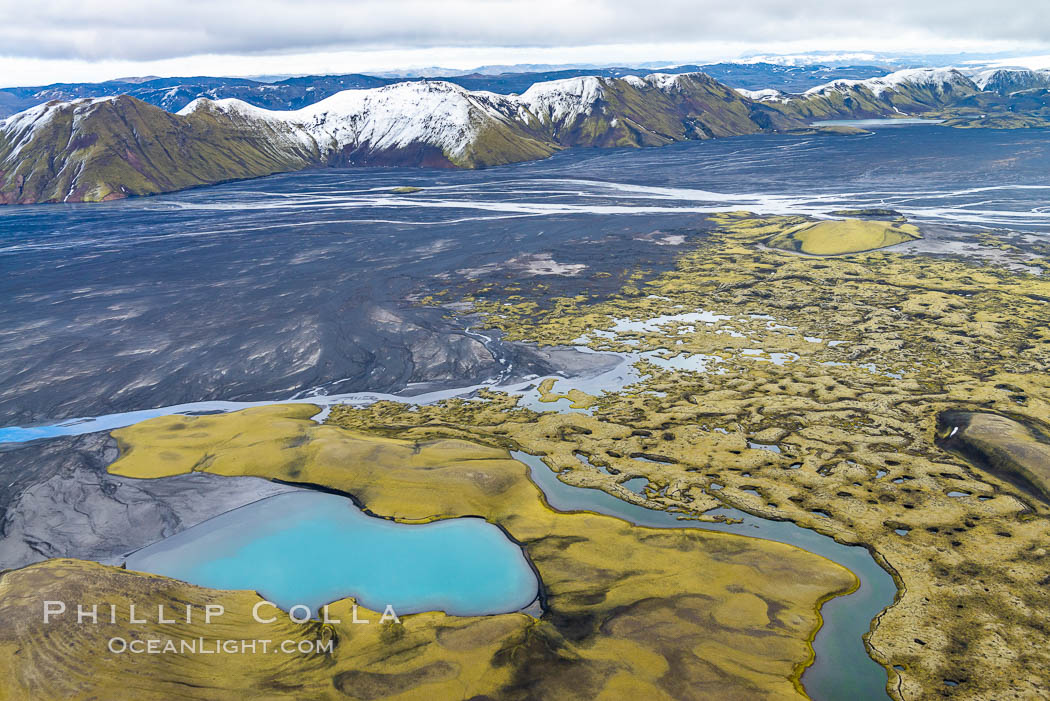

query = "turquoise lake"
(123, 491), (539, 615)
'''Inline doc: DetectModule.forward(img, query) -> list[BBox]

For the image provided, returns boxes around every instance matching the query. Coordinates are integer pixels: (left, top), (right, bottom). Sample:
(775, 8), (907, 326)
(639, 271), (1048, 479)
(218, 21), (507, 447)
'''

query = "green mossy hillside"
(0, 96), (320, 204)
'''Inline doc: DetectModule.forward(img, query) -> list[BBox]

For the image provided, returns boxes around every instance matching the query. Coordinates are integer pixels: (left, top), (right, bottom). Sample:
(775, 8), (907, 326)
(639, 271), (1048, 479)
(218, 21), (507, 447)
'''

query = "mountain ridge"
(0, 72), (802, 204)
(742, 66), (1050, 128)
(744, 68), (979, 118)
(4, 66), (1050, 206)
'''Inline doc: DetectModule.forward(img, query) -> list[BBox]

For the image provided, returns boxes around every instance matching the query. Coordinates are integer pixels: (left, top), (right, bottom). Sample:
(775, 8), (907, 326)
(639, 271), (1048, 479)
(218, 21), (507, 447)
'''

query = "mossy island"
(766, 219), (921, 256)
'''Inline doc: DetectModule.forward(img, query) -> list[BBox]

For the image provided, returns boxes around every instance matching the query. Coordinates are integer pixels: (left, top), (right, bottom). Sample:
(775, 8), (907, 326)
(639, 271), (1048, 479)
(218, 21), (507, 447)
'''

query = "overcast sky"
(1, 0), (1048, 85)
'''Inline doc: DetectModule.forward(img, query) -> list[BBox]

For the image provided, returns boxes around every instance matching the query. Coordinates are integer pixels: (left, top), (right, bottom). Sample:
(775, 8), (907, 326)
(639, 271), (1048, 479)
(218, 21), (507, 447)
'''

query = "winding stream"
(515, 451), (895, 701)
(0, 350), (641, 443)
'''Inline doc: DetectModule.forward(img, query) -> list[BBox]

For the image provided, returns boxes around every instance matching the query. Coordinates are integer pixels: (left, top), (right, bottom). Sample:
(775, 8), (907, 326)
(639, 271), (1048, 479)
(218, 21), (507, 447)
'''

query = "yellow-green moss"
(536, 377), (598, 409)
(767, 219), (921, 256)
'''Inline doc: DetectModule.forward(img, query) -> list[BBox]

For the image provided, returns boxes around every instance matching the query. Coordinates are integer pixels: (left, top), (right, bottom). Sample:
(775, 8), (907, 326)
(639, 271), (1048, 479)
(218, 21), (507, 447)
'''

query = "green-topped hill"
(767, 219), (922, 256)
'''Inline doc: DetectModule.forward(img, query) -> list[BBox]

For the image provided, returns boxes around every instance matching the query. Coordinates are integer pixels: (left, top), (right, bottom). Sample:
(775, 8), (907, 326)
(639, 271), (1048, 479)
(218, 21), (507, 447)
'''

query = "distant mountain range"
(2, 66), (1048, 205)
(0, 63), (890, 119)
(740, 67), (1050, 128)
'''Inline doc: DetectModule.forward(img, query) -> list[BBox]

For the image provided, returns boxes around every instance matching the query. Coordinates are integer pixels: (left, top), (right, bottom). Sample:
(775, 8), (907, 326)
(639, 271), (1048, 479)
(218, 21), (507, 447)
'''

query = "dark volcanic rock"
(0, 432), (299, 570)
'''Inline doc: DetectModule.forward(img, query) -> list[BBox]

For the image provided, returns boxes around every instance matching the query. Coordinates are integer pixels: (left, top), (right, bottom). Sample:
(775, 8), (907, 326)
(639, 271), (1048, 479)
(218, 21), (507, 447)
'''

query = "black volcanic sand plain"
(3, 127), (1049, 425)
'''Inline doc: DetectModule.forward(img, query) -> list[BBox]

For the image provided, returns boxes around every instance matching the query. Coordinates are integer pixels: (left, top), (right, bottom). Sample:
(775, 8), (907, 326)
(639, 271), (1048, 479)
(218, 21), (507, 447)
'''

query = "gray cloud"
(0, 0), (1046, 62)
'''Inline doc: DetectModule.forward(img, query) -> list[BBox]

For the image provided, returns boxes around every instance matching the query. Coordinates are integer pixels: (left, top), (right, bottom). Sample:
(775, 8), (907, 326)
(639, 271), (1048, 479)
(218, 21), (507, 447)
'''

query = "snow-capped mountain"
(179, 80), (555, 168)
(802, 68), (976, 98)
(740, 65), (1050, 128)
(518, 76), (609, 128)
(743, 68), (981, 120)
(0, 72), (797, 204)
(969, 68), (1050, 95)
(0, 94), (316, 205)
(176, 72), (790, 167)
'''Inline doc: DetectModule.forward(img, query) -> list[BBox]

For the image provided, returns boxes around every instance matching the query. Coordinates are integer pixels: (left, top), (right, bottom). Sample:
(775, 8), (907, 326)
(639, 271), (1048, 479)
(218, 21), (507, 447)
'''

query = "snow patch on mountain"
(646, 73), (688, 92)
(804, 68), (975, 98)
(968, 68), (1050, 94)
(518, 76), (607, 126)
(2, 97), (116, 133)
(1, 97), (118, 161)
(735, 88), (790, 103)
(182, 81), (527, 159)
